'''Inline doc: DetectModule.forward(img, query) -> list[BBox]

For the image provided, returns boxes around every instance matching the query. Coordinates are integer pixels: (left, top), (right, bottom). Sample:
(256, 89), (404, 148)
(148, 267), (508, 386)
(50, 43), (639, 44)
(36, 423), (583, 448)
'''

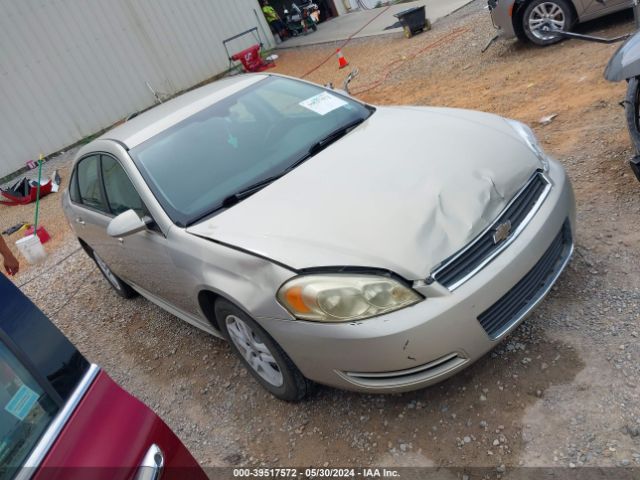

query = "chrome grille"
(432, 171), (550, 290)
(477, 220), (572, 339)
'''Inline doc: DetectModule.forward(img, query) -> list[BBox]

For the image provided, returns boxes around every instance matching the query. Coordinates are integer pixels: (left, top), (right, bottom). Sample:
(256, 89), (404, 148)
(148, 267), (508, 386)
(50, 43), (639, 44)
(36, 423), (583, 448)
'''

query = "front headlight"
(506, 119), (549, 172)
(277, 274), (422, 323)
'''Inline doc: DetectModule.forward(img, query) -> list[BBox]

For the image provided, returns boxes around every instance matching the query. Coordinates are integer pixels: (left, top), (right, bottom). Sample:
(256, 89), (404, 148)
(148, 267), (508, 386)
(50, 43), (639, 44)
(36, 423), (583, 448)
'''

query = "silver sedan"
(488, 0), (632, 45)
(62, 74), (575, 401)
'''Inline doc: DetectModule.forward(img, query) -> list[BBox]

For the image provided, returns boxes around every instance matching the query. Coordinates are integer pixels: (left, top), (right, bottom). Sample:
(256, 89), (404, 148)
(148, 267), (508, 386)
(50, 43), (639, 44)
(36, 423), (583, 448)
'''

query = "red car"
(0, 275), (207, 480)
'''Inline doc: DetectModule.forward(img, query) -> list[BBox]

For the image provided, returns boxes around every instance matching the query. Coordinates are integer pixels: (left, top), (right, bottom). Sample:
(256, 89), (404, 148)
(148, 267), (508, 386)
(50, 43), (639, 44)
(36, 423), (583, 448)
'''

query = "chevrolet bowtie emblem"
(493, 220), (512, 245)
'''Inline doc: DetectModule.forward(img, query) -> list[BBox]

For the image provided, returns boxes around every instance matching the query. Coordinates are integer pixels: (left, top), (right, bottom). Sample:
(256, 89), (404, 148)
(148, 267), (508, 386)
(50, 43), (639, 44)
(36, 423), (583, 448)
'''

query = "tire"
(512, 5), (529, 42)
(522, 0), (574, 46)
(91, 250), (137, 299)
(311, 23), (317, 32)
(624, 77), (640, 153)
(215, 298), (313, 402)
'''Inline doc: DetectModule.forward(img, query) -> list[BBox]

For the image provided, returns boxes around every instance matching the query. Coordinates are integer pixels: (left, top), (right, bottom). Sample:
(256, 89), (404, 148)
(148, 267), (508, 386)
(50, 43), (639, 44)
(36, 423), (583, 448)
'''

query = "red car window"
(0, 341), (58, 480)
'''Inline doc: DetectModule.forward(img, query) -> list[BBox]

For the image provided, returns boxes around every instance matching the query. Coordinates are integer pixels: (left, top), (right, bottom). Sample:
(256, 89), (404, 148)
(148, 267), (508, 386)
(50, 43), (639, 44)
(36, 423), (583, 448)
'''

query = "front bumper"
(260, 159), (575, 393)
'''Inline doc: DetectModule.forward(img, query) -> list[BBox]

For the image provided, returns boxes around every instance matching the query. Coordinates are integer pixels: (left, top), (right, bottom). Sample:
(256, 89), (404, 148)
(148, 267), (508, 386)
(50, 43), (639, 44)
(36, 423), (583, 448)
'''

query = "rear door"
(67, 154), (119, 269)
(34, 371), (207, 480)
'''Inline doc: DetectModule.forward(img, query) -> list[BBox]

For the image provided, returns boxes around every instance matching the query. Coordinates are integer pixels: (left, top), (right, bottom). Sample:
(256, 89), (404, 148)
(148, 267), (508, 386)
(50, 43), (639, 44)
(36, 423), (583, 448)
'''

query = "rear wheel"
(92, 251), (137, 299)
(215, 299), (313, 402)
(522, 0), (574, 46)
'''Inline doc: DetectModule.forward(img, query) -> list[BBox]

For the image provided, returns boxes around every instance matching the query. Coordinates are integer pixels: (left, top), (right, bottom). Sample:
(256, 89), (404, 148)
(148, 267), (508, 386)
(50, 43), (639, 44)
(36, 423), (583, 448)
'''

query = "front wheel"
(522, 0), (574, 46)
(215, 299), (313, 402)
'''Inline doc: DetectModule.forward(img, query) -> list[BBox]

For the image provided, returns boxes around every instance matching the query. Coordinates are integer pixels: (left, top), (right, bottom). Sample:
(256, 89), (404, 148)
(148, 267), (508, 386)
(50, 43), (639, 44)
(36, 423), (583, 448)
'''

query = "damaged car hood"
(186, 106), (542, 280)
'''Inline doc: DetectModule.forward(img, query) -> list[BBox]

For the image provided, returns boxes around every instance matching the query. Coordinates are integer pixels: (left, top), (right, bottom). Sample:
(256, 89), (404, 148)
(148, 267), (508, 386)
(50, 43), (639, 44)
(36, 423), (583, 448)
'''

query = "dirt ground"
(3, 0), (640, 474)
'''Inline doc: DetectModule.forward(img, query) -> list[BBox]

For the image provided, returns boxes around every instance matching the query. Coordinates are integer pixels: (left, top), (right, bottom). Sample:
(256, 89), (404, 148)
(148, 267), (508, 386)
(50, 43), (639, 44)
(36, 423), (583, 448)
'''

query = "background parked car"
(0, 275), (206, 480)
(488, 0), (633, 45)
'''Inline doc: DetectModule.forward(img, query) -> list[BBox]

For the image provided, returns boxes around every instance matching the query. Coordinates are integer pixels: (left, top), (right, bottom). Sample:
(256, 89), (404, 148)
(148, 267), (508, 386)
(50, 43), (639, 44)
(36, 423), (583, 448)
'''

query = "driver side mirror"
(107, 209), (152, 238)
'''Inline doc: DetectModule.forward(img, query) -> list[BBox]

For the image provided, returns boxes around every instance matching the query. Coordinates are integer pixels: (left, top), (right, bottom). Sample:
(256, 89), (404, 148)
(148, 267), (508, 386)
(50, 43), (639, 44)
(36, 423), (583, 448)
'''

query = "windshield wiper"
(221, 173), (287, 208)
(307, 117), (366, 157)
(217, 117), (367, 210)
(265, 117), (367, 184)
(188, 173), (287, 225)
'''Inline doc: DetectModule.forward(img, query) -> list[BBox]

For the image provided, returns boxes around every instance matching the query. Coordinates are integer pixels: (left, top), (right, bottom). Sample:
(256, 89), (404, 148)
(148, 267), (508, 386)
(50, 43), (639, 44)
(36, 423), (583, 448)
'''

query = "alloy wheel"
(225, 315), (284, 387)
(528, 2), (566, 40)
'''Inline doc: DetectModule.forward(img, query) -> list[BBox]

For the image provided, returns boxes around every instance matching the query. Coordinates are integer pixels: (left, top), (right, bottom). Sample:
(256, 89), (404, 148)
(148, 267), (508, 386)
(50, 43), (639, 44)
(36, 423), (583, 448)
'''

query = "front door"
(98, 155), (205, 323)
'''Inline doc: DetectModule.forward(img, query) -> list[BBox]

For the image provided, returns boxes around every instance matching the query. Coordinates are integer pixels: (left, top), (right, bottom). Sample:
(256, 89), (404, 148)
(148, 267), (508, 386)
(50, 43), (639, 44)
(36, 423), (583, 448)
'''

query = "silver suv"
(489, 0), (632, 45)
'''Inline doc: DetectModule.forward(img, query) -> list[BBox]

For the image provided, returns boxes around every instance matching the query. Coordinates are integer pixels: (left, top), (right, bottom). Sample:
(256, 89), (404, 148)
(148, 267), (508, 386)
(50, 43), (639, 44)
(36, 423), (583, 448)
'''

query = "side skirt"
(129, 283), (224, 339)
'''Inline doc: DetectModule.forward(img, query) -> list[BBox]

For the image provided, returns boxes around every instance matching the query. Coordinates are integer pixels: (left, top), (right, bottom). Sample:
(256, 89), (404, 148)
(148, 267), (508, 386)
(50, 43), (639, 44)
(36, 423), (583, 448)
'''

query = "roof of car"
(98, 74), (269, 149)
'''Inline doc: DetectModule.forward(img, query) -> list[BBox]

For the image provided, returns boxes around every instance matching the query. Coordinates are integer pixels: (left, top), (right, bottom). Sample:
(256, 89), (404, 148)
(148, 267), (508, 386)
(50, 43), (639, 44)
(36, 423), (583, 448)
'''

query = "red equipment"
(223, 27), (275, 73)
(1, 178), (53, 206)
(231, 44), (275, 73)
(24, 225), (51, 244)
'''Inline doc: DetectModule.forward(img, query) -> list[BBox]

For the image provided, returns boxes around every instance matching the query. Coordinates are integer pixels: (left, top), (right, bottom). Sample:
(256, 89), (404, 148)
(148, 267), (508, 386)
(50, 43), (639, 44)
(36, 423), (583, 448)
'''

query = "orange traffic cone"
(336, 49), (349, 69)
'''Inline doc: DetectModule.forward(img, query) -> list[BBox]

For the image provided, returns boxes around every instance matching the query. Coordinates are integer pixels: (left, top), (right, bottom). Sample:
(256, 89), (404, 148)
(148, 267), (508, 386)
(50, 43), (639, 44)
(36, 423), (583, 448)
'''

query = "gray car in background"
(62, 74), (575, 401)
(489, 0), (632, 45)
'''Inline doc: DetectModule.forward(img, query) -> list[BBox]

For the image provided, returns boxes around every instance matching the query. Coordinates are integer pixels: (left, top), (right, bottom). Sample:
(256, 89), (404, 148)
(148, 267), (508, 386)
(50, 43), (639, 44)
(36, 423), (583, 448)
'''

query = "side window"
(101, 155), (145, 216)
(76, 155), (107, 212)
(0, 341), (58, 478)
(68, 169), (80, 203)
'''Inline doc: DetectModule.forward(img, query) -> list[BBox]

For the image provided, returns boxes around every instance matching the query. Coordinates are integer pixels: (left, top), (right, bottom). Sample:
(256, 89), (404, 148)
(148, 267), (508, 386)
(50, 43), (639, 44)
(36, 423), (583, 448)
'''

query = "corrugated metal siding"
(0, 0), (274, 177)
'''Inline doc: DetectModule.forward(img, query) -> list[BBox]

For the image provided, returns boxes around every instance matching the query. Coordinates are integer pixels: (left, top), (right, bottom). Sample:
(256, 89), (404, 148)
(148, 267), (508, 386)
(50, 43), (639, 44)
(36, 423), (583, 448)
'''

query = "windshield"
(130, 76), (373, 227)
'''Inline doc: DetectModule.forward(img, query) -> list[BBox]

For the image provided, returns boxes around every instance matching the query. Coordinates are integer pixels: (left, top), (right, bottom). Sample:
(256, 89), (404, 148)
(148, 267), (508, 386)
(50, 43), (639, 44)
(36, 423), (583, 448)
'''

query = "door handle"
(134, 444), (164, 480)
(75, 218), (85, 226)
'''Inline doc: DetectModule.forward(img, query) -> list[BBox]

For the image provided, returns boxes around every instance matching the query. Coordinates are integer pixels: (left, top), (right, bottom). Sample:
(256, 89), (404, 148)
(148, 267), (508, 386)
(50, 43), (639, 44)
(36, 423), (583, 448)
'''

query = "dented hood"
(186, 106), (542, 279)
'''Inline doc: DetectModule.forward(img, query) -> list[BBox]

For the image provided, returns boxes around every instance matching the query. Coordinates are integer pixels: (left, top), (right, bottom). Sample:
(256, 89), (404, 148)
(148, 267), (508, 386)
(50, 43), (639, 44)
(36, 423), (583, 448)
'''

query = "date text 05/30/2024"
(232, 468), (401, 478)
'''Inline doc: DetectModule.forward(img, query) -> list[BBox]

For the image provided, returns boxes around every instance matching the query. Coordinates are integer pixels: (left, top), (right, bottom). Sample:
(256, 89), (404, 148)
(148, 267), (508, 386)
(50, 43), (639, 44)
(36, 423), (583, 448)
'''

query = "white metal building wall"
(0, 0), (275, 177)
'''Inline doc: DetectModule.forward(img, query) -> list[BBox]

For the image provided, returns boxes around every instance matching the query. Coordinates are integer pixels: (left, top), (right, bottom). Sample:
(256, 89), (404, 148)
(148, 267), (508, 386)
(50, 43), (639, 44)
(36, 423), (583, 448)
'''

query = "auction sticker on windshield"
(299, 92), (348, 116)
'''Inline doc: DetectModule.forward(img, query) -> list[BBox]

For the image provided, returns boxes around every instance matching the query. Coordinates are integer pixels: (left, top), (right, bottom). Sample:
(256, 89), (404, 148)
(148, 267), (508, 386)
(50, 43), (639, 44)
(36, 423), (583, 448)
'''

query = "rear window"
(76, 155), (106, 212)
(0, 341), (58, 479)
(68, 169), (80, 204)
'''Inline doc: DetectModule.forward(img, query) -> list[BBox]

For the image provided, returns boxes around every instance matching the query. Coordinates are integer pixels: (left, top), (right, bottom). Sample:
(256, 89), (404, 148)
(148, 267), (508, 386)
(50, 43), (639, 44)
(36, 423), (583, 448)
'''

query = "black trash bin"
(394, 6), (430, 38)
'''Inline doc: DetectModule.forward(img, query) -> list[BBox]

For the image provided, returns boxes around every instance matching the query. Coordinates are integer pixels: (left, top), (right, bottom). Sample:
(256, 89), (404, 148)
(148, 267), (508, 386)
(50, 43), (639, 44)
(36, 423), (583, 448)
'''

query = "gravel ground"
(3, 0), (640, 473)
(0, 147), (79, 277)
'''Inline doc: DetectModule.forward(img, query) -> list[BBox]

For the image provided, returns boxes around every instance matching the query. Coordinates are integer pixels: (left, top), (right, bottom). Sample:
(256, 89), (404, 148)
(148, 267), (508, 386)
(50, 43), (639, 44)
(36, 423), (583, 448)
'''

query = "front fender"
(605, 32), (640, 82)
